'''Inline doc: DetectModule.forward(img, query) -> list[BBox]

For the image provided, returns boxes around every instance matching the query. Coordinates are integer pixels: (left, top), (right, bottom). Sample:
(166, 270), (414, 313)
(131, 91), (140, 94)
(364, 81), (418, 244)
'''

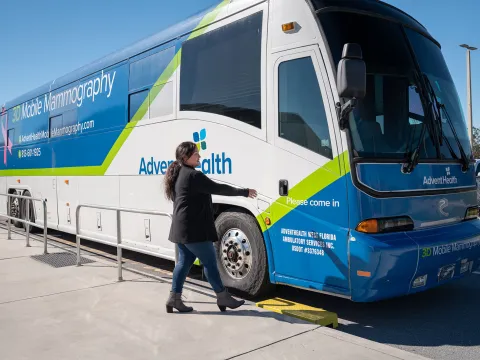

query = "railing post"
(7, 195), (11, 240)
(76, 206), (81, 267)
(76, 235), (81, 266)
(43, 201), (48, 254)
(71, 205), (173, 282)
(117, 209), (123, 282)
(25, 199), (30, 247)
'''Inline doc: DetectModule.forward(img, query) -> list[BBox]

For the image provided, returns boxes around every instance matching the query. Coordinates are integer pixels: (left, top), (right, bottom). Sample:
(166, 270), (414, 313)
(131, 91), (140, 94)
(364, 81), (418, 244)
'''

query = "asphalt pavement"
(274, 268), (480, 360)
(0, 228), (429, 360)
(5, 223), (480, 360)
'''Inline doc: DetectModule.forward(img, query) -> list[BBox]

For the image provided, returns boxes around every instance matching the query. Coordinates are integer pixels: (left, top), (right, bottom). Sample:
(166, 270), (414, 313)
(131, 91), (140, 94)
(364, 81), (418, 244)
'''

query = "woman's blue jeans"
(172, 242), (225, 294)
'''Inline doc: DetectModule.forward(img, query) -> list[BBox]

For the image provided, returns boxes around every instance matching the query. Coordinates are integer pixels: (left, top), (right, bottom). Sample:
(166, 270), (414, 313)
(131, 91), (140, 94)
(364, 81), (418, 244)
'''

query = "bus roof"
(312, 0), (437, 45)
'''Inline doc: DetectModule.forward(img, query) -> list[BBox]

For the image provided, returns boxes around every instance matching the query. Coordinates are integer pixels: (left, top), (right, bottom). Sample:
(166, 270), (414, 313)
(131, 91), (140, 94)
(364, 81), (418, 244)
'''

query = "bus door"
(268, 46), (351, 296)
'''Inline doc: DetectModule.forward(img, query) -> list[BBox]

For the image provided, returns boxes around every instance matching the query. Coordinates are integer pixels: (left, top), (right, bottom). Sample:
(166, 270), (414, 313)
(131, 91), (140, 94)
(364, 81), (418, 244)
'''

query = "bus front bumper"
(349, 219), (480, 302)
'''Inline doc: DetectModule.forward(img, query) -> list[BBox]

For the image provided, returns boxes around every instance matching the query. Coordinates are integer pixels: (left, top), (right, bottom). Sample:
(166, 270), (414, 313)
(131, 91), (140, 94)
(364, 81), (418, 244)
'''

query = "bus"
(476, 159), (480, 204)
(2, 0), (480, 302)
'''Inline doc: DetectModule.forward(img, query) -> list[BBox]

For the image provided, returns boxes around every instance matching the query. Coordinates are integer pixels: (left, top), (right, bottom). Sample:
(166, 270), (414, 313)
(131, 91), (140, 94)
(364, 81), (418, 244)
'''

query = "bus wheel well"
(213, 204), (260, 228)
(214, 203), (249, 217)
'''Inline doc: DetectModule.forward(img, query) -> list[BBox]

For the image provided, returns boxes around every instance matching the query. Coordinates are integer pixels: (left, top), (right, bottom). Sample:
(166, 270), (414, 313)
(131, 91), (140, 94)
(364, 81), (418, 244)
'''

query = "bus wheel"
(214, 210), (272, 299)
(21, 191), (36, 233)
(9, 191), (23, 228)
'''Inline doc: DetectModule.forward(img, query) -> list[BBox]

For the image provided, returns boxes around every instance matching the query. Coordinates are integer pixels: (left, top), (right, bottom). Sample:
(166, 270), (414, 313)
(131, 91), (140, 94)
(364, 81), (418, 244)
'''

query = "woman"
(164, 141), (257, 313)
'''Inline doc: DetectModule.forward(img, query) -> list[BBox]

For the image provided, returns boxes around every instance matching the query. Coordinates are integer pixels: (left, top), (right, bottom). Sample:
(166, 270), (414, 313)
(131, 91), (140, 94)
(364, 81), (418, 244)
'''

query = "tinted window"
(50, 115), (63, 138)
(50, 110), (78, 138)
(476, 163), (480, 176)
(129, 90), (149, 120)
(180, 11), (263, 128)
(0, 111), (6, 147)
(278, 57), (333, 159)
(406, 28), (472, 160)
(129, 47), (175, 91)
(311, 0), (427, 34)
(319, 11), (438, 160)
(7, 129), (14, 146)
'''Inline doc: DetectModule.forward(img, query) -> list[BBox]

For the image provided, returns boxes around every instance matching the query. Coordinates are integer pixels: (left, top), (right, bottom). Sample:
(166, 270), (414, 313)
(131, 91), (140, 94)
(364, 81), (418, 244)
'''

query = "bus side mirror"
(336, 43), (366, 130)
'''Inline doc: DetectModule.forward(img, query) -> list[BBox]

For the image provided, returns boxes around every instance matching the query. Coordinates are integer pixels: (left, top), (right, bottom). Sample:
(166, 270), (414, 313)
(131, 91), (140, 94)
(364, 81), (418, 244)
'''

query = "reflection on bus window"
(278, 57), (333, 159)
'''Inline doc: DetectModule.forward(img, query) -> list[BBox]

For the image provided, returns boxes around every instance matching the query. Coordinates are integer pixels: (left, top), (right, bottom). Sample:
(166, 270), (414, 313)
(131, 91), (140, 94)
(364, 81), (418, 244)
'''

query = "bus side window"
(278, 57), (333, 159)
(129, 90), (150, 121)
(179, 11), (263, 129)
(49, 114), (63, 138)
(49, 110), (77, 139)
(0, 112), (5, 147)
(128, 46), (175, 121)
(7, 129), (14, 146)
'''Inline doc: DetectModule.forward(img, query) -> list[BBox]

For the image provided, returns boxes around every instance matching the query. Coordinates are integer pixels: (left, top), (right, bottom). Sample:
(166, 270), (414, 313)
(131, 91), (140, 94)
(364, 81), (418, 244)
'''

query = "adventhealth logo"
(139, 129), (233, 175)
(423, 166), (458, 186)
(193, 129), (207, 151)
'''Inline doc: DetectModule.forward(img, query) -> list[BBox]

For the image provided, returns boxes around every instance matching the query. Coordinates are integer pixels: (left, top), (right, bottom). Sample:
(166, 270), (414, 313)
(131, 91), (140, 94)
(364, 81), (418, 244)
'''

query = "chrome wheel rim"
(11, 198), (20, 218)
(220, 228), (252, 280)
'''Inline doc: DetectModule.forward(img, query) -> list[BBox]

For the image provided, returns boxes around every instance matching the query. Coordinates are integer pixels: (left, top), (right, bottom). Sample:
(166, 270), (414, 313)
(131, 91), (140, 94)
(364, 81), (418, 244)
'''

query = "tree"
(473, 126), (480, 159)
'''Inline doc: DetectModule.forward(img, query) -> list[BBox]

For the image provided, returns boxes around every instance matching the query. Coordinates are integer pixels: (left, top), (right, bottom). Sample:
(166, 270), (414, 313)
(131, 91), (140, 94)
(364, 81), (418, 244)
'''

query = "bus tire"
(214, 209), (272, 299)
(9, 190), (23, 228)
(21, 191), (36, 233)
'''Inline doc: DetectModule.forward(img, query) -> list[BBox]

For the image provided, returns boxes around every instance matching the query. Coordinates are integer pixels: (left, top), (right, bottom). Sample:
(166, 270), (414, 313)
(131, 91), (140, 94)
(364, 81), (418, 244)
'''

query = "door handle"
(279, 180), (289, 196)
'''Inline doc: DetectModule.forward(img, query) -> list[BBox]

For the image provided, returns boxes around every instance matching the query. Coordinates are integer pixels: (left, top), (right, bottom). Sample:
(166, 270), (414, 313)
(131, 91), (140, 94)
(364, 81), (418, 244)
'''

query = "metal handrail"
(75, 204), (173, 281)
(0, 193), (48, 253)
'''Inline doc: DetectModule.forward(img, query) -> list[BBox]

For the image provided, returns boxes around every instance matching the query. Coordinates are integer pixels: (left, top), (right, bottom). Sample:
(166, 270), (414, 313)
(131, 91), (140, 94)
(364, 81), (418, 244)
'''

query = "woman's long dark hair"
(164, 141), (197, 201)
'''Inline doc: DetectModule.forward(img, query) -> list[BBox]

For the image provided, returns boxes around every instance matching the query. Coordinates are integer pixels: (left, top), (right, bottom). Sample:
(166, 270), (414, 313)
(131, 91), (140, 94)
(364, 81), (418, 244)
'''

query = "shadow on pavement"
(274, 273), (480, 350)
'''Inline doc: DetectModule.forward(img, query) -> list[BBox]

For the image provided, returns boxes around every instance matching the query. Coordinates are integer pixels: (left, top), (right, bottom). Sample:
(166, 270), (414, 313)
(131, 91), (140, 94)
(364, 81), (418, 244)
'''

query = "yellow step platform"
(256, 297), (338, 328)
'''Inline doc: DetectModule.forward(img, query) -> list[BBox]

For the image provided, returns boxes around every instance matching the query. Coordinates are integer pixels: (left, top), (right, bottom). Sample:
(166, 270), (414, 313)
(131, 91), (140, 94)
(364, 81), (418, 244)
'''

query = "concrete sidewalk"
(0, 228), (430, 360)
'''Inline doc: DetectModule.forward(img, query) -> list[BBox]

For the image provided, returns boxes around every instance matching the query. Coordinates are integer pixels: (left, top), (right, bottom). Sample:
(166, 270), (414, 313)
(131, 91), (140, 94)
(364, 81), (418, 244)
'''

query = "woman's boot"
(216, 290), (245, 312)
(165, 291), (193, 313)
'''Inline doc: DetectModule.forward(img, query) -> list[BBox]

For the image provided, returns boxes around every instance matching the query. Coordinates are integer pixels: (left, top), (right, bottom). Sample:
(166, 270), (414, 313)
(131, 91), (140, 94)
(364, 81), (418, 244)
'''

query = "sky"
(1, 0), (479, 127)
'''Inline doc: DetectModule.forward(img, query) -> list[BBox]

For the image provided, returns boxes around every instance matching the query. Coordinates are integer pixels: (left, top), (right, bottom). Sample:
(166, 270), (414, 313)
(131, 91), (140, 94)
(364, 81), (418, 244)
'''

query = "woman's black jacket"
(168, 165), (249, 244)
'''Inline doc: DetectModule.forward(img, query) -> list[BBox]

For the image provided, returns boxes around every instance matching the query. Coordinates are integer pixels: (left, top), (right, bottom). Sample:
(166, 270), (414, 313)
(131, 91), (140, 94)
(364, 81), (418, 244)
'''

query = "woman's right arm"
(190, 171), (254, 197)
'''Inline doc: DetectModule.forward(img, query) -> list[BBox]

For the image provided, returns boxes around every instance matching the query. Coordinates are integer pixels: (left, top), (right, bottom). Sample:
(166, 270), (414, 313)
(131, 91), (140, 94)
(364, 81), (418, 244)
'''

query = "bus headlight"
(464, 206), (479, 221)
(412, 275), (428, 288)
(356, 216), (414, 234)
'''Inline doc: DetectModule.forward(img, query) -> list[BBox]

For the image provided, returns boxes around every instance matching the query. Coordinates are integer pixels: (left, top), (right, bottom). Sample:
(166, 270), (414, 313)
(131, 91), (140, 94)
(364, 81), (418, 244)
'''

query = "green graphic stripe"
(340, 150), (350, 175)
(101, 53), (182, 174)
(99, 0), (229, 174)
(256, 151), (350, 232)
(0, 166), (101, 177)
(188, 0), (229, 40)
(0, 1), (230, 177)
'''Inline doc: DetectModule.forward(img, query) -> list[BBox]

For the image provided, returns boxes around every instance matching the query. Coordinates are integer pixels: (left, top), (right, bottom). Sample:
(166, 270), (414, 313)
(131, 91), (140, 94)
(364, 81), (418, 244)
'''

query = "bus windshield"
(405, 28), (472, 161)
(319, 11), (470, 161)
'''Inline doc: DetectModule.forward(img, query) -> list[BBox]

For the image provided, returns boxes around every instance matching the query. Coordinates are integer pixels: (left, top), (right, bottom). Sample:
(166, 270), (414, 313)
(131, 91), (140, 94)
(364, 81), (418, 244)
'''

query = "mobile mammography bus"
(2, 0), (480, 302)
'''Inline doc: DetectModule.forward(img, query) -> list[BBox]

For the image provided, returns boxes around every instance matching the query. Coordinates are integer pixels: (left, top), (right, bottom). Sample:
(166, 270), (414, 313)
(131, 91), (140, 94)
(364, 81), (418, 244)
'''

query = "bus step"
(256, 297), (338, 328)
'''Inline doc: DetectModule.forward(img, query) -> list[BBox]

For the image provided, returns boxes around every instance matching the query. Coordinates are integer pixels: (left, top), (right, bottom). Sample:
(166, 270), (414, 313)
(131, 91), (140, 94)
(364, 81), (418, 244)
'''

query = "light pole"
(460, 44), (477, 147)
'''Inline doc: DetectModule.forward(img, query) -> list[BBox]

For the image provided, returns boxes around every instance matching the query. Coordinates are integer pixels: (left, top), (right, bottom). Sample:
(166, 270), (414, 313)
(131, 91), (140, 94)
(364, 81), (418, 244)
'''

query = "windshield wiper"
(402, 81), (439, 174)
(402, 116), (428, 173)
(422, 75), (457, 159)
(422, 74), (470, 171)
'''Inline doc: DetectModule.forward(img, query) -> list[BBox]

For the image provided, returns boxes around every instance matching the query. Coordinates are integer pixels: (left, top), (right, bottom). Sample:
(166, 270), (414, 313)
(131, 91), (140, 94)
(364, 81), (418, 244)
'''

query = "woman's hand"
(248, 189), (258, 199)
